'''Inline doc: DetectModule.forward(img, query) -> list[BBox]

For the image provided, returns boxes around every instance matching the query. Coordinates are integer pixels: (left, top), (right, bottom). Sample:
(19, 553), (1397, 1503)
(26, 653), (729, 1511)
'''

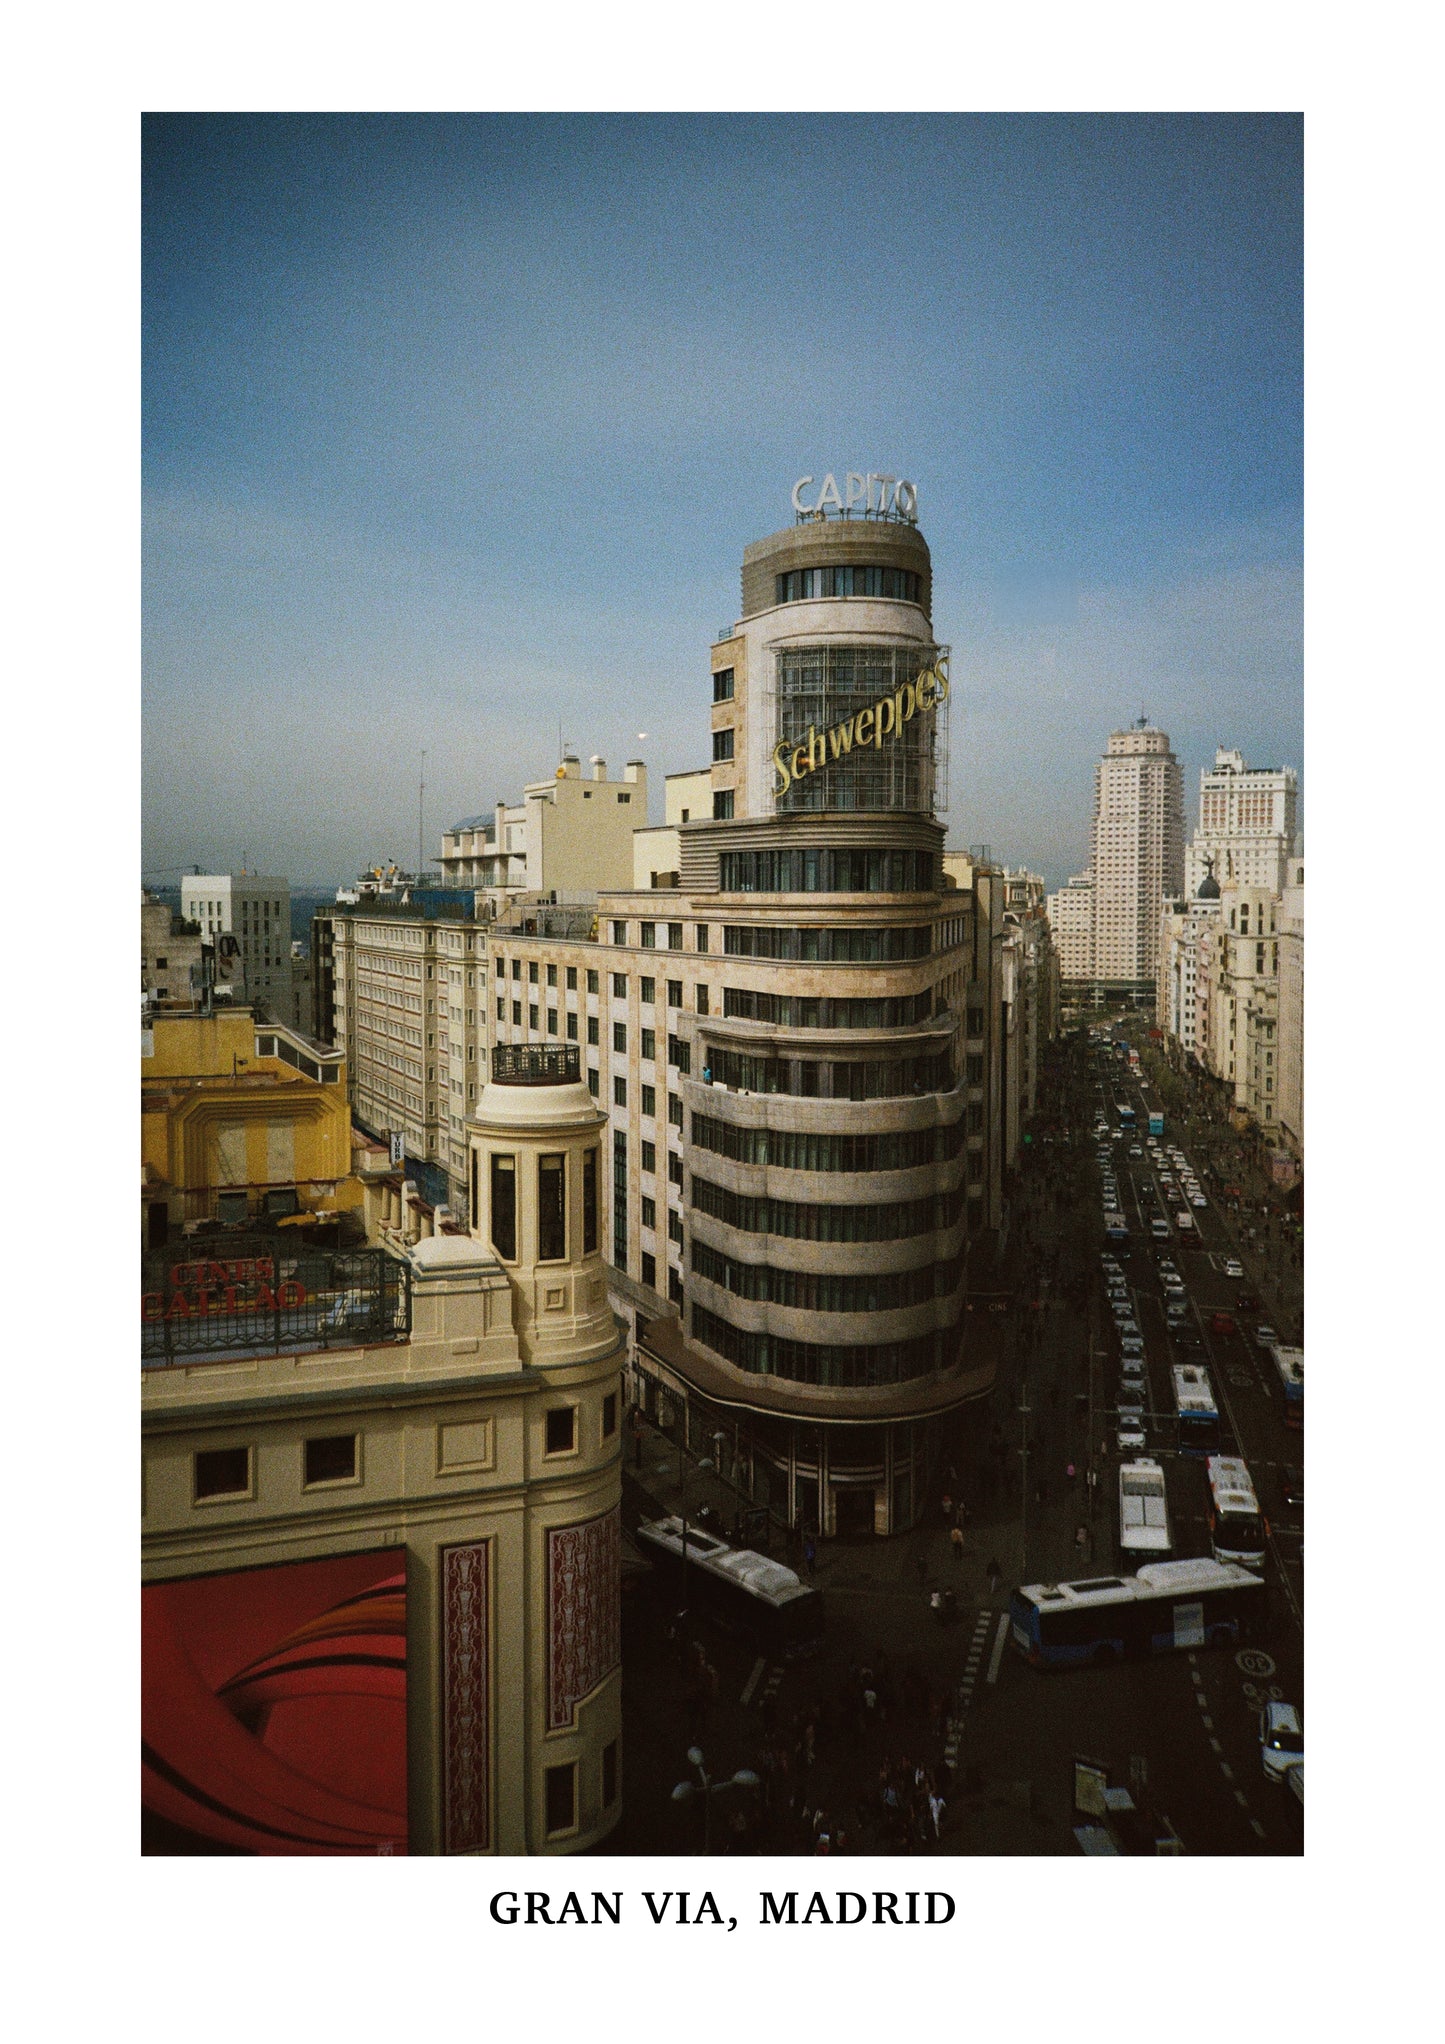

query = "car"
(1190, 1193), (1208, 1209)
(1280, 1464), (1304, 1509)
(1210, 1311), (1237, 1335)
(1129, 1144), (1143, 1157)
(1165, 1304), (1190, 1326)
(1120, 1335), (1145, 1357)
(1254, 1324), (1279, 1348)
(1238, 1291), (1261, 1311)
(1114, 1318), (1140, 1338)
(1260, 1702), (1304, 1783)
(1117, 1383), (1146, 1416)
(1120, 1352), (1146, 1377)
(1139, 1178), (1153, 1193)
(1150, 1218), (1170, 1238)
(1117, 1419), (1148, 1451)
(1223, 1258), (1245, 1278)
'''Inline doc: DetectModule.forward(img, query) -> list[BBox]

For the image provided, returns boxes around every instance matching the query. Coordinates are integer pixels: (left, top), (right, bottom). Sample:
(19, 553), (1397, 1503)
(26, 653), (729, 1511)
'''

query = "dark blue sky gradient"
(143, 113), (1302, 887)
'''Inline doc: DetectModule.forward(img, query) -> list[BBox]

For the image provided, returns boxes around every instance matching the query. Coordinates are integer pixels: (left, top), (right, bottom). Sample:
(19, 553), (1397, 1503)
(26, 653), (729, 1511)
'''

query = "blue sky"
(143, 112), (1302, 890)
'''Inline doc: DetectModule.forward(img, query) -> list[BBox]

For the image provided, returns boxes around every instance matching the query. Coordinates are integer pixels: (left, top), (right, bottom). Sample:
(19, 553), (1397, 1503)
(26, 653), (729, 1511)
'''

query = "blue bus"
(1009, 1559), (1267, 1669)
(1172, 1363), (1221, 1455)
(1138, 1086), (1164, 1136)
(1115, 1096), (1136, 1129)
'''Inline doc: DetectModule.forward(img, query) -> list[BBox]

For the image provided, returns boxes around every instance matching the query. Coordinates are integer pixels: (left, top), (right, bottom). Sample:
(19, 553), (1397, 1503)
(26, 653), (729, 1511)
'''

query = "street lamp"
(671, 1747), (761, 1855)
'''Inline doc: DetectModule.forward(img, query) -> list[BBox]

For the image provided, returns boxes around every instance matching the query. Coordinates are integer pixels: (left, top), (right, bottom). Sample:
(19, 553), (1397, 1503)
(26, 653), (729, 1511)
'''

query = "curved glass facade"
(718, 846), (937, 894)
(775, 565), (923, 605)
(721, 986), (936, 1029)
(689, 1113), (964, 1174)
(722, 923), (932, 961)
(691, 1174), (965, 1242)
(706, 1045), (954, 1100)
(692, 1241), (963, 1312)
(689, 1304), (956, 1387)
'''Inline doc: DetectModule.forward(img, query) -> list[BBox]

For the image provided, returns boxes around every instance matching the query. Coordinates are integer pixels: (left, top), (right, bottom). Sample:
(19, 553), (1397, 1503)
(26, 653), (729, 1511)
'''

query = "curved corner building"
(621, 495), (991, 1535)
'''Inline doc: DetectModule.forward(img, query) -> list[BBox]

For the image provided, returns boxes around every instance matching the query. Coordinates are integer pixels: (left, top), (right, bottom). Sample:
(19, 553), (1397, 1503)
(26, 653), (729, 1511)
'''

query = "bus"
(1271, 1344), (1304, 1430)
(1172, 1363), (1221, 1455)
(1115, 1096), (1136, 1129)
(1138, 1086), (1164, 1137)
(635, 1516), (824, 1655)
(1104, 1211), (1130, 1243)
(1009, 1559), (1268, 1669)
(1206, 1455), (1267, 1570)
(1118, 1458), (1171, 1557)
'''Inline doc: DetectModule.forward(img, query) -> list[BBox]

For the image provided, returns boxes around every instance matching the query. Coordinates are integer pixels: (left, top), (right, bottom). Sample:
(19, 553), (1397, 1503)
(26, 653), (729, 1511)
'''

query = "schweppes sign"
(772, 653), (949, 796)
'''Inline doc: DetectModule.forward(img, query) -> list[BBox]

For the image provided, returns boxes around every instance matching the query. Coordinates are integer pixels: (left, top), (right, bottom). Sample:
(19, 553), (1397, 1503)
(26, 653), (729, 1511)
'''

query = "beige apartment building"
(181, 873), (295, 1019)
(1275, 855), (1304, 1164)
(142, 1044), (624, 1855)
(142, 887), (205, 1009)
(1045, 869), (1095, 985)
(1184, 748), (1298, 896)
(438, 757), (647, 907)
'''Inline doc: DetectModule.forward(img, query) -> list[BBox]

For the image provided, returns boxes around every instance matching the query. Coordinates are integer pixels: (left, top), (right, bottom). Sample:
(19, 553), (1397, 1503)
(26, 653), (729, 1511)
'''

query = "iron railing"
(491, 1042), (580, 1086)
(142, 1239), (409, 1367)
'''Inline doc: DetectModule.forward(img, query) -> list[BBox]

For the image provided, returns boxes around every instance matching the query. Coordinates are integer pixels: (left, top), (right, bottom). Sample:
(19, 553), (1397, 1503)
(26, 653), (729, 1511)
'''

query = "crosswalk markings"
(1251, 1817), (1267, 1838)
(739, 1656), (768, 1707)
(944, 1612), (994, 1767)
(1234, 1789), (1250, 1808)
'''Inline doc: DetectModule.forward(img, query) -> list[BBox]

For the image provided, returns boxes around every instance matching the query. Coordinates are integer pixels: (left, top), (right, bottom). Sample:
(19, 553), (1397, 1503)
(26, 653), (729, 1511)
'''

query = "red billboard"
(143, 1548), (408, 1854)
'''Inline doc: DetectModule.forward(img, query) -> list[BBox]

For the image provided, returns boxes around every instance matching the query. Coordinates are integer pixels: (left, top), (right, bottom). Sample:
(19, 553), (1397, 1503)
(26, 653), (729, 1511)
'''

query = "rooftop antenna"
(418, 750), (426, 880)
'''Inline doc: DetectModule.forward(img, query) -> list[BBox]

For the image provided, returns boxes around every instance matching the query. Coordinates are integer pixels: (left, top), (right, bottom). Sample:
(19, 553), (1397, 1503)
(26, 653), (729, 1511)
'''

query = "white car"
(1117, 1419), (1147, 1450)
(1129, 1144), (1143, 1157)
(1223, 1258), (1244, 1278)
(1254, 1324), (1279, 1348)
(1190, 1194), (1207, 1209)
(1261, 1702), (1303, 1783)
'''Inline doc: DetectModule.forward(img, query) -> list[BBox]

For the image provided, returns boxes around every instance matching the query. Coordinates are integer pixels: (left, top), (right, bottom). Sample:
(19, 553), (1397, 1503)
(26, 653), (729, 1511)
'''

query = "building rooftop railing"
(491, 1043), (581, 1086)
(142, 1240), (409, 1367)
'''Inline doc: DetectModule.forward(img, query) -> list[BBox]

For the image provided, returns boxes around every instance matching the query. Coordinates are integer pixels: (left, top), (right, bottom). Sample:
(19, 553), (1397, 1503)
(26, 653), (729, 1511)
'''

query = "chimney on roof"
(591, 756), (607, 782)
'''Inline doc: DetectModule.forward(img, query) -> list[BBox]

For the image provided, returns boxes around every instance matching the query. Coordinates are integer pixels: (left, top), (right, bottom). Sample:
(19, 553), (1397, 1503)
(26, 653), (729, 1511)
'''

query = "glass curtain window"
(491, 1153), (517, 1261)
(583, 1148), (598, 1252)
(538, 1153), (566, 1262)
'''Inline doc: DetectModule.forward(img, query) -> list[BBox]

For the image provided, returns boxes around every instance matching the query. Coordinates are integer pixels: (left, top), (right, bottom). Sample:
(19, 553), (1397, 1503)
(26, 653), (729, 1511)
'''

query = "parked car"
(1223, 1258), (1245, 1278)
(1280, 1464), (1304, 1509)
(1120, 1352), (1146, 1378)
(1260, 1702), (1304, 1783)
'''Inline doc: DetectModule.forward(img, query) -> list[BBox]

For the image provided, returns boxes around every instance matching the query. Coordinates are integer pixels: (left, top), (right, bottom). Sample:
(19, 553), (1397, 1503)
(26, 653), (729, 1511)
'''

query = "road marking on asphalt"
(1201, 1715), (1213, 1730)
(740, 1656), (767, 1707)
(1210, 1737), (1222, 1753)
(1235, 1789), (1250, 1807)
(986, 1612), (1010, 1683)
(1251, 1818), (1266, 1837)
(1220, 1762), (1234, 1781)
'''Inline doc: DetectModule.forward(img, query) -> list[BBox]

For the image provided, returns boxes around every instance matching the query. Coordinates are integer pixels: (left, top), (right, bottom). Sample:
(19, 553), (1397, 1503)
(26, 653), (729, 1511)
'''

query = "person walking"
(950, 1524), (965, 1565)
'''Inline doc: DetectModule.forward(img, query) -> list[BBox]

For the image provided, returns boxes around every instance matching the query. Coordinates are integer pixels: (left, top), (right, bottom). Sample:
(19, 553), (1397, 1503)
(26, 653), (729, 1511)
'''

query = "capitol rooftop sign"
(791, 472), (918, 523)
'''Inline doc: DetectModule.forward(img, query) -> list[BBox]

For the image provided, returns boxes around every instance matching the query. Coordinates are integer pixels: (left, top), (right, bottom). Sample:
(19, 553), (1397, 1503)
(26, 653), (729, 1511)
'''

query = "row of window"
(775, 565), (923, 605)
(689, 1112), (964, 1175)
(691, 1241), (963, 1313)
(190, 1393), (621, 1506)
(704, 1046), (955, 1100)
(690, 1174), (964, 1243)
(721, 987), (935, 1030)
(718, 848), (937, 894)
(721, 923), (932, 962)
(479, 1149), (599, 1264)
(689, 1303), (956, 1387)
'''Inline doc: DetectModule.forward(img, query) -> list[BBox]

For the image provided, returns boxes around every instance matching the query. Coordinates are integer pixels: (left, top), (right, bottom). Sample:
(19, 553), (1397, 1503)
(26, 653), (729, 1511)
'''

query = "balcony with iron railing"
(142, 1237), (410, 1367)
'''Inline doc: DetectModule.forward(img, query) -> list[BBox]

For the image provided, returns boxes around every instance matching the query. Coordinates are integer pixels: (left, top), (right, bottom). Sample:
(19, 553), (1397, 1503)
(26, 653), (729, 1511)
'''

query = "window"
(587, 1067), (599, 1096)
(696, 985), (709, 1016)
(545, 1763), (577, 1836)
(587, 1016), (599, 1045)
(641, 1027), (656, 1060)
(668, 1153), (683, 1186)
(641, 1138), (656, 1172)
(529, 1005), (539, 1031)
(712, 790), (734, 820)
(966, 1006), (985, 1035)
(613, 922), (628, 945)
(545, 1407), (577, 1455)
(602, 1739), (619, 1806)
(567, 966), (577, 990)
(713, 668), (734, 701)
(539, 1153), (567, 1261)
(546, 963), (557, 987)
(669, 1268), (684, 1307)
(612, 973), (627, 999)
(194, 1446), (250, 1501)
(641, 975), (655, 1003)
(491, 1153), (517, 1260)
(512, 959), (522, 981)
(587, 969), (599, 994)
(712, 727), (734, 762)
(668, 1211), (684, 1246)
(667, 980), (682, 1007)
(641, 1083), (656, 1117)
(528, 961), (539, 984)
(641, 1250), (657, 1289)
(613, 1022), (627, 1052)
(640, 922), (656, 948)
(497, 998), (505, 1020)
(696, 926), (709, 953)
(566, 1013), (578, 1040)
(668, 1035), (691, 1075)
(613, 1076), (627, 1108)
(641, 1195), (656, 1229)
(304, 1434), (357, 1487)
(512, 1001), (522, 1026)
(668, 923), (683, 950)
(669, 1094), (683, 1129)
(583, 1147), (598, 1252)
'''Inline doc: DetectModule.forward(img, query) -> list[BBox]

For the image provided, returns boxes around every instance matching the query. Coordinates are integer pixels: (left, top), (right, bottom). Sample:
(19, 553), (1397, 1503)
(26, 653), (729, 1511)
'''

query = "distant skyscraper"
(1183, 748), (1298, 896)
(1088, 721), (1183, 993)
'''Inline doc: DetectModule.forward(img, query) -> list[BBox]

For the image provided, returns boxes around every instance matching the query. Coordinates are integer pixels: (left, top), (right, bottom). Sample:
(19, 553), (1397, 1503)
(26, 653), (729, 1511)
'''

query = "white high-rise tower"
(1088, 720), (1184, 994)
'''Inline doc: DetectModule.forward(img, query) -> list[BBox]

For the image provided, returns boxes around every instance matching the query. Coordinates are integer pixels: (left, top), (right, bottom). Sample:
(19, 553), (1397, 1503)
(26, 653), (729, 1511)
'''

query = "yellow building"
(141, 1007), (359, 1249)
(141, 1041), (624, 1855)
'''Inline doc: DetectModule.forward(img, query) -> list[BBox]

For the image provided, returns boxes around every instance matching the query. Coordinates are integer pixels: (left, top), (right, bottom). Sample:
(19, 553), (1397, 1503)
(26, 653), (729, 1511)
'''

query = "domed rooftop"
(1196, 858), (1221, 901)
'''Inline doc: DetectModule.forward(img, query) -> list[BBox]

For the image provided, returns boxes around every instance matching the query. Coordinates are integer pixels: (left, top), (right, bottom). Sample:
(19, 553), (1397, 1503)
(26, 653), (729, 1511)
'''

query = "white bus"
(1271, 1344), (1304, 1430)
(1206, 1455), (1267, 1569)
(1172, 1363), (1221, 1455)
(1118, 1458), (1171, 1557)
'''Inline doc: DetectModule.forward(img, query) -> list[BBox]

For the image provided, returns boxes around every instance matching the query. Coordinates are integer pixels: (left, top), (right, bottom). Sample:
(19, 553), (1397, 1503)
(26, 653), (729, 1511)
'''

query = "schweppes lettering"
(773, 654), (949, 795)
